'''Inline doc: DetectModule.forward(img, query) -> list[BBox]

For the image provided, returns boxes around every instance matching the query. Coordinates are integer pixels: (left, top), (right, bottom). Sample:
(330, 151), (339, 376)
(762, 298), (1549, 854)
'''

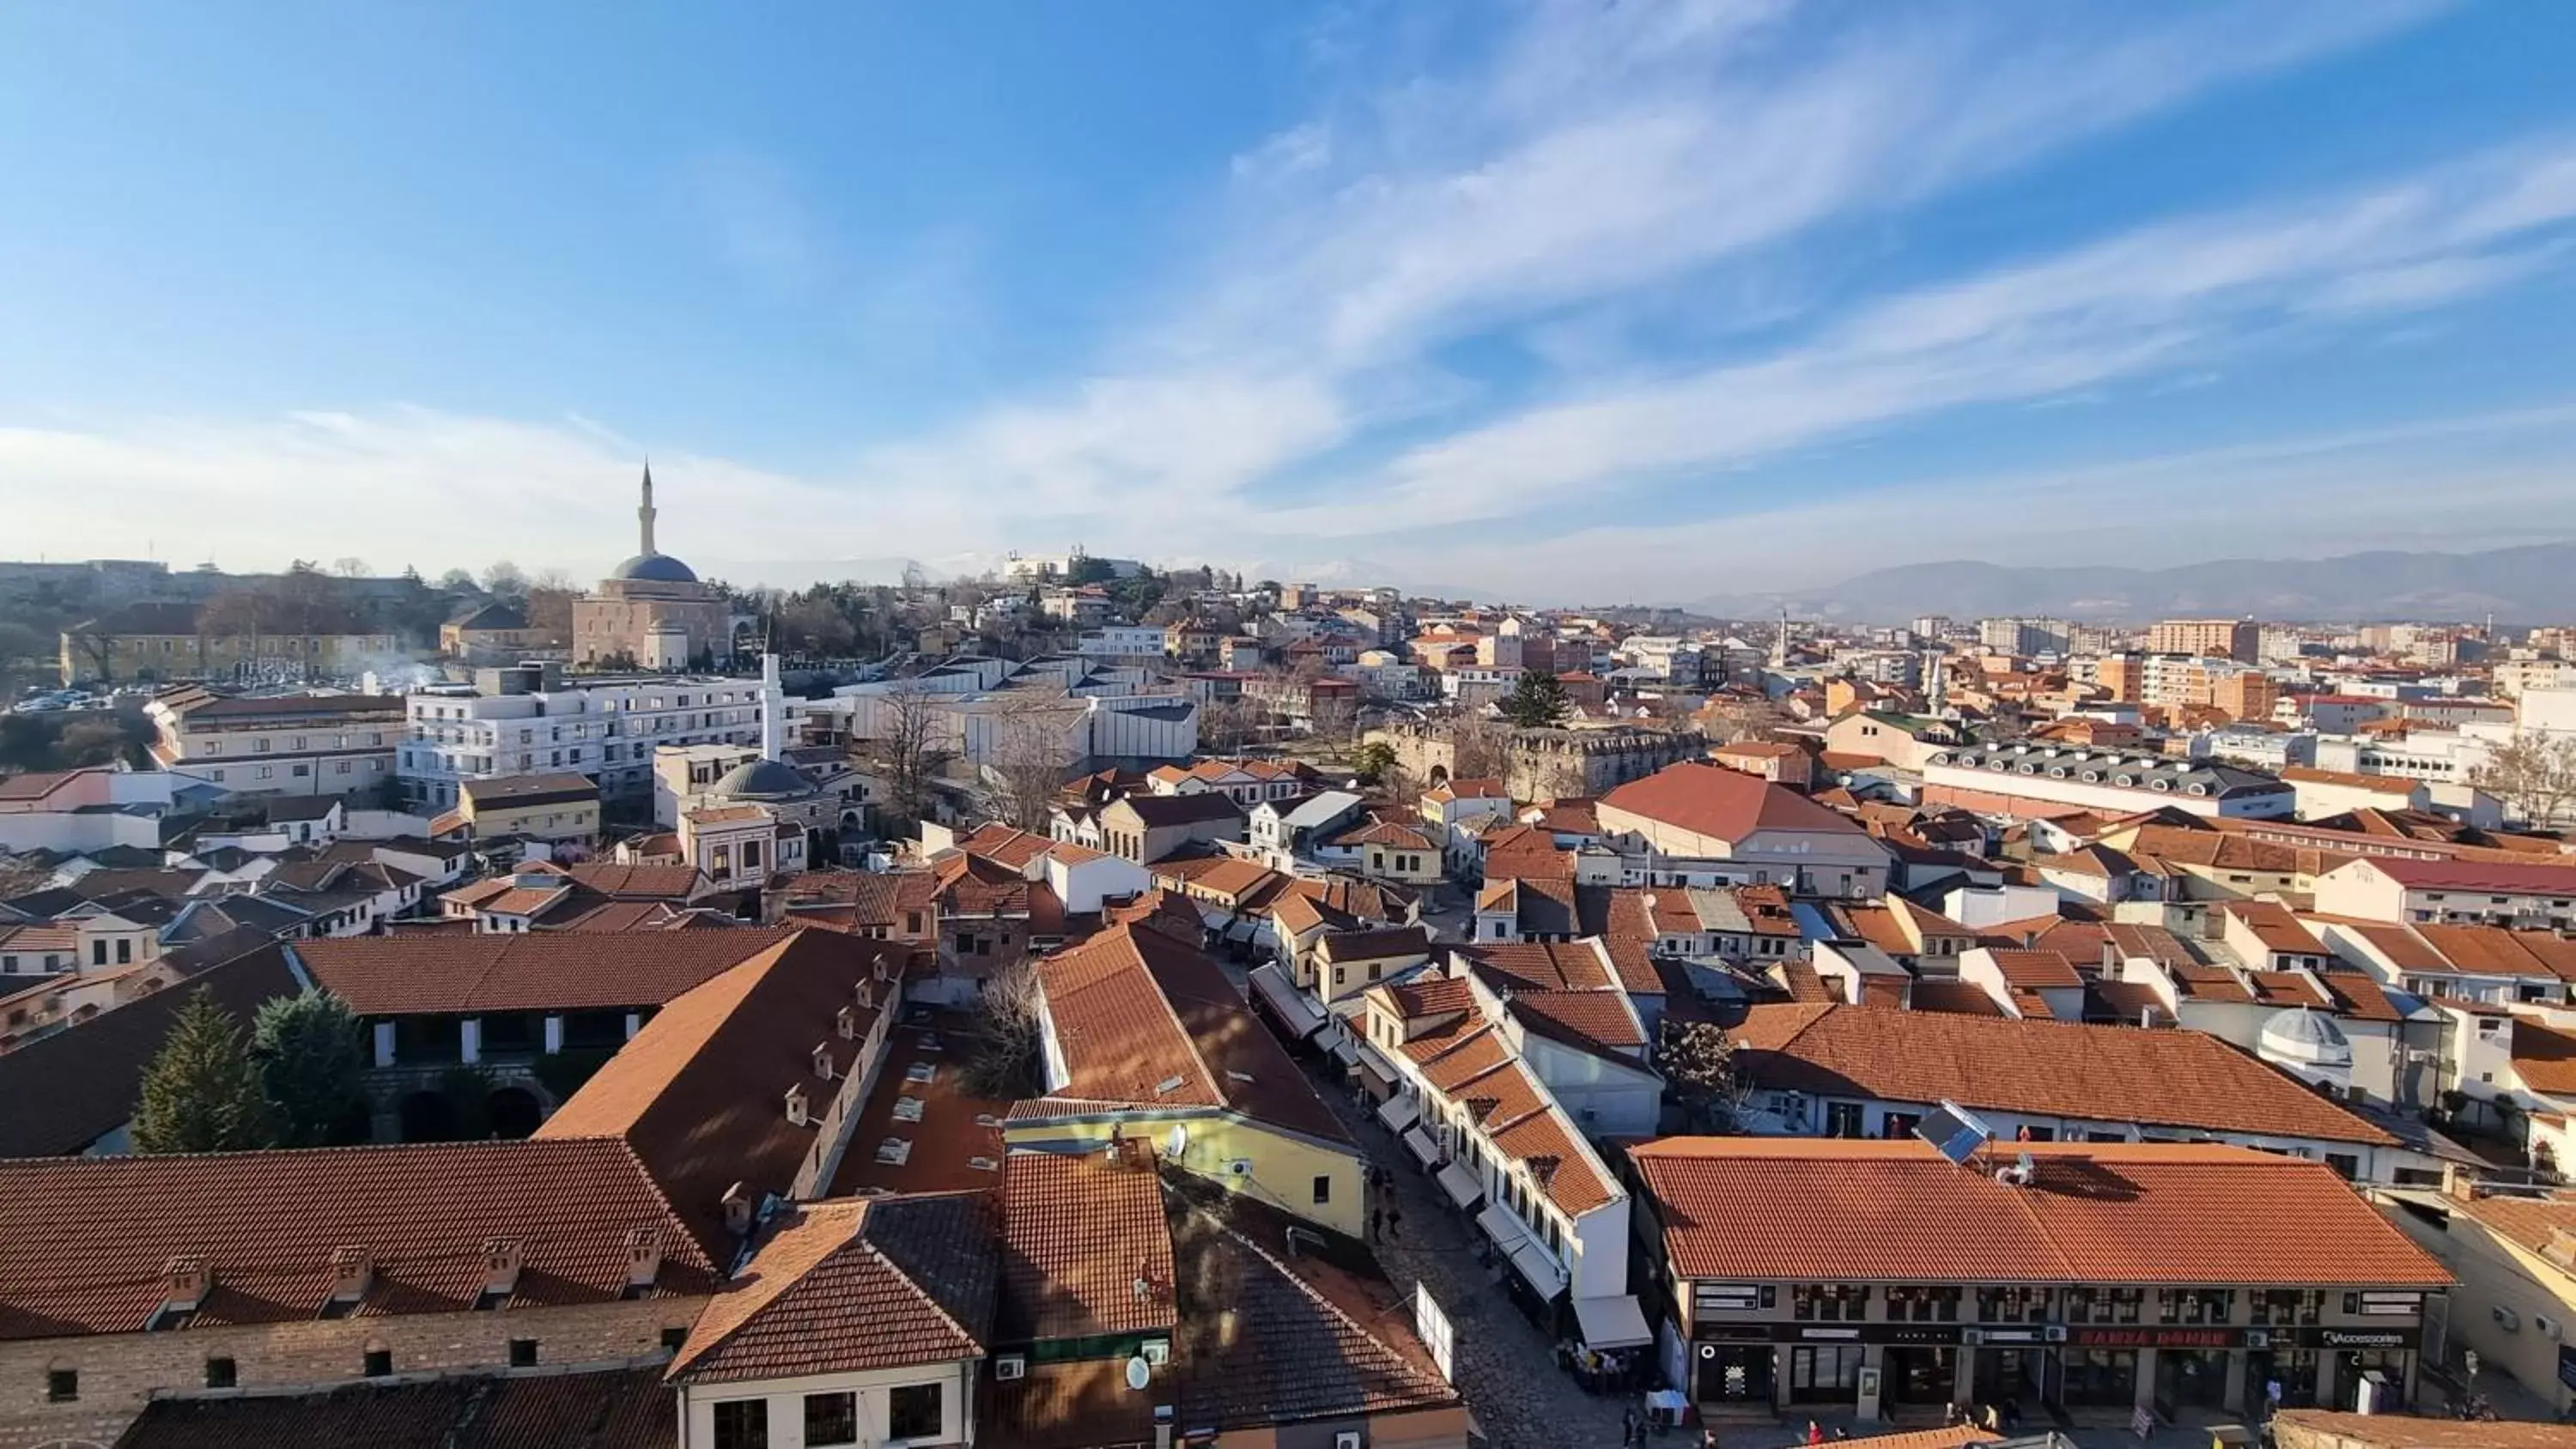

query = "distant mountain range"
(1690, 543), (2576, 625)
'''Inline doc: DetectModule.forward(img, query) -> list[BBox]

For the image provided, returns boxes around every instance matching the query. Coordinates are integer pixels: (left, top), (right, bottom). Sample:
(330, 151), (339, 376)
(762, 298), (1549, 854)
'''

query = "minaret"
(760, 652), (784, 763)
(637, 462), (658, 557)
(1771, 603), (1792, 670)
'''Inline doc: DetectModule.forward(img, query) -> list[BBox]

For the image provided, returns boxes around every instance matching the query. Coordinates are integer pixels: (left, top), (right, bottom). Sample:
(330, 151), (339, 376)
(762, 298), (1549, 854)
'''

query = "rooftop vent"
(623, 1227), (663, 1295)
(324, 1245), (372, 1318)
(477, 1238), (524, 1308)
(785, 1083), (811, 1128)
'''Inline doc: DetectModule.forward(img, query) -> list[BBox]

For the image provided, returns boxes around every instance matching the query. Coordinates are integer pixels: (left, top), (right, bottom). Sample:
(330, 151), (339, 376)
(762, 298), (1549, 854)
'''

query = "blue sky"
(3, 1), (2574, 603)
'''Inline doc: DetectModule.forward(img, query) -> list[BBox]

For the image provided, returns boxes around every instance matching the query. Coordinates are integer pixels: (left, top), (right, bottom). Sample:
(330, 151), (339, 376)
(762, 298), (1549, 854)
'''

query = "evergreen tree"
(1498, 669), (1571, 729)
(133, 991), (276, 1154)
(253, 990), (370, 1147)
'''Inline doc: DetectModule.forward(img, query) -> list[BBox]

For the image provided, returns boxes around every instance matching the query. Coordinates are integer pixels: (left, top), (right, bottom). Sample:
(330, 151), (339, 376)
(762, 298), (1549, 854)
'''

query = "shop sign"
(2069, 1326), (2236, 1349)
(2304, 1326), (2421, 1349)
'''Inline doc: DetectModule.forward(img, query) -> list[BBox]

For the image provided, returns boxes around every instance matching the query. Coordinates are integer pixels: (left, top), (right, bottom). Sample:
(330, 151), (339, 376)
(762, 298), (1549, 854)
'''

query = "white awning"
(1376, 1094), (1420, 1133)
(1505, 1237), (1570, 1301)
(1476, 1201), (1534, 1252)
(1402, 1125), (1442, 1167)
(1248, 963), (1327, 1040)
(1574, 1294), (1655, 1349)
(1437, 1161), (1485, 1210)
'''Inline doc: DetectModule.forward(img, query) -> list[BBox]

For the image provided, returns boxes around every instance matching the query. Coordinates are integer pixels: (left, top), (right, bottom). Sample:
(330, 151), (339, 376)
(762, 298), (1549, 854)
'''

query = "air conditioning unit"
(995, 1355), (1027, 1381)
(2042, 1325), (2069, 1343)
(2542, 1313), (2565, 1342)
(2494, 1305), (2522, 1332)
(1335, 1434), (1363, 1449)
(2244, 1330), (2270, 1350)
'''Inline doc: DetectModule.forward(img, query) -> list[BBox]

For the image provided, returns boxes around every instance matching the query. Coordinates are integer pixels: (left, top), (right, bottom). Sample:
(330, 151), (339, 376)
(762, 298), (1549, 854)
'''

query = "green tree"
(1498, 669), (1571, 729)
(1353, 740), (1399, 785)
(1655, 1019), (1744, 1133)
(133, 991), (276, 1153)
(252, 991), (371, 1147)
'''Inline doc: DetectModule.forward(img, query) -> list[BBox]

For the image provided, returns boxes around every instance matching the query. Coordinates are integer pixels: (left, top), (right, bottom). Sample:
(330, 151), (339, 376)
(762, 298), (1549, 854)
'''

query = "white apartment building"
(1072, 625), (1168, 660)
(398, 675), (765, 809)
(146, 688), (406, 800)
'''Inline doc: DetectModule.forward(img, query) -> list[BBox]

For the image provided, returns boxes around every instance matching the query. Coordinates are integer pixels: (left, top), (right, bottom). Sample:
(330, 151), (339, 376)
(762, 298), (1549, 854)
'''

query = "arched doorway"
(1426, 763), (1449, 789)
(398, 1089), (459, 1142)
(484, 1087), (543, 1139)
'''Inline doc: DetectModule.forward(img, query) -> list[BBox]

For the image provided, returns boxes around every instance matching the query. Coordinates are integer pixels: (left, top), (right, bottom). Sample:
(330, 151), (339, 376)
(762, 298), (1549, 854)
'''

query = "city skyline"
(3, 3), (2575, 595)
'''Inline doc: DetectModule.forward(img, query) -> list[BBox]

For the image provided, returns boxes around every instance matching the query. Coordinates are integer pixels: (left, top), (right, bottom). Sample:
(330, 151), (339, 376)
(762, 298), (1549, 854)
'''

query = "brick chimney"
(624, 1227), (664, 1293)
(162, 1255), (212, 1316)
(480, 1238), (524, 1301)
(328, 1245), (373, 1308)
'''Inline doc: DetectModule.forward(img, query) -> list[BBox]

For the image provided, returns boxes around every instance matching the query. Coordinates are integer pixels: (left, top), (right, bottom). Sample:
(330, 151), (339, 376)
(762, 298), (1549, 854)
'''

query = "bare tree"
(483, 561), (529, 597)
(331, 556), (370, 579)
(861, 675), (954, 831)
(959, 955), (1048, 1099)
(2473, 732), (2576, 828)
(977, 700), (1076, 834)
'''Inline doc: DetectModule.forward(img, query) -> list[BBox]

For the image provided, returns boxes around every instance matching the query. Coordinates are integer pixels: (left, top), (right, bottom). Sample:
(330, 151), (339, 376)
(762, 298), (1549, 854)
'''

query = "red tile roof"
(2515, 1019), (2576, 1096)
(1629, 1138), (2450, 1287)
(2354, 856), (2576, 894)
(2415, 924), (2576, 983)
(1506, 989), (1646, 1055)
(999, 1148), (1176, 1341)
(1038, 924), (1352, 1145)
(1729, 1003), (2400, 1147)
(1457, 939), (1614, 993)
(1599, 761), (1868, 844)
(0, 1139), (718, 1339)
(294, 929), (796, 1016)
(113, 1366), (675, 1449)
(537, 931), (915, 1258)
(1983, 949), (2083, 989)
(671, 1193), (998, 1383)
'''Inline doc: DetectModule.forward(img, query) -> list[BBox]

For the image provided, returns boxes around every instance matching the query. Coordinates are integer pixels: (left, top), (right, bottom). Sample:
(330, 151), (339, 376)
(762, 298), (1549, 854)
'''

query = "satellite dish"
(1163, 1124), (1188, 1160)
(1125, 1355), (1152, 1392)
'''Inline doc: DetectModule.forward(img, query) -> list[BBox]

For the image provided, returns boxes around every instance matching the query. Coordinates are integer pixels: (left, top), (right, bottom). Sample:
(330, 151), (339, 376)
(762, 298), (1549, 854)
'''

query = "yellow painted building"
(1002, 1108), (1365, 1240)
(62, 602), (402, 686)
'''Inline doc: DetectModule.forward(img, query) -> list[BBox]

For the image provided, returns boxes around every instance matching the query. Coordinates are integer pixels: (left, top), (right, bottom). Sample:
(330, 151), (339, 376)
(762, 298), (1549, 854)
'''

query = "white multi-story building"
(398, 674), (765, 809)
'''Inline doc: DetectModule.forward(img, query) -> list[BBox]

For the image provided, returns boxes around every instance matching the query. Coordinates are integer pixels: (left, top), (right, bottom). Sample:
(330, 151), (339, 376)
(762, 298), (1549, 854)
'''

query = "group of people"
(1943, 1397), (2024, 1433)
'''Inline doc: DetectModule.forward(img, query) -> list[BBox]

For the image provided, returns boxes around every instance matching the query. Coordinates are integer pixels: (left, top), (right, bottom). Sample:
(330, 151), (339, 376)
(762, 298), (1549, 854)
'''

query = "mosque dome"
(712, 758), (812, 801)
(2257, 1008), (2354, 1070)
(611, 552), (700, 585)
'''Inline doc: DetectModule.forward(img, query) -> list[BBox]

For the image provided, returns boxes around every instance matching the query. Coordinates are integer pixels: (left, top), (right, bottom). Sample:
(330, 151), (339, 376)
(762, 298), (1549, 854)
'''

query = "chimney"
(480, 1238), (524, 1301)
(328, 1245), (373, 1307)
(720, 1183), (756, 1236)
(836, 1004), (859, 1040)
(785, 1083), (811, 1128)
(162, 1255), (212, 1315)
(624, 1227), (664, 1292)
(811, 1043), (836, 1081)
(855, 979), (873, 1009)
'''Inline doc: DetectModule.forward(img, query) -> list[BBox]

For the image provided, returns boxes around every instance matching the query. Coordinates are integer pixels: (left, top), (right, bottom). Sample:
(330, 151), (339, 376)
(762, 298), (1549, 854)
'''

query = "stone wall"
(0, 1296), (702, 1449)
(1366, 723), (1707, 803)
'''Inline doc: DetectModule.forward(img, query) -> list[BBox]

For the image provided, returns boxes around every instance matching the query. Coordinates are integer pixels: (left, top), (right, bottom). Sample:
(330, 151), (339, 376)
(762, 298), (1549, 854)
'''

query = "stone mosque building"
(571, 465), (735, 670)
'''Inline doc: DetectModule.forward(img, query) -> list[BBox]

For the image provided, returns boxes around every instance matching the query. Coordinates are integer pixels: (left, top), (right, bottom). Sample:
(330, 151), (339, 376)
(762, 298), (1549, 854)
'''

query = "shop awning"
(1328, 1034), (1360, 1065)
(1402, 1125), (1442, 1167)
(1574, 1294), (1655, 1349)
(1437, 1161), (1485, 1210)
(1356, 1041), (1400, 1090)
(1476, 1201), (1533, 1252)
(1505, 1237), (1570, 1301)
(1249, 964), (1327, 1040)
(1376, 1094), (1420, 1134)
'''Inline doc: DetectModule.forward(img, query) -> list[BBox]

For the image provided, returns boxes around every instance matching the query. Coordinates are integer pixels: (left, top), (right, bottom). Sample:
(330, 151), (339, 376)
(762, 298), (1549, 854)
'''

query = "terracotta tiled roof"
(1479, 823), (1577, 881)
(1905, 979), (2007, 1017)
(1629, 1138), (2450, 1286)
(537, 931), (914, 1257)
(775, 868), (937, 931)
(1314, 925), (1431, 962)
(1522, 799), (1601, 834)
(1330, 817), (1439, 851)
(1417, 1025), (1514, 1087)
(2335, 920), (2454, 973)
(2415, 924), (2576, 983)
(1506, 989), (1646, 1055)
(1729, 1003), (2400, 1146)
(294, 929), (797, 1016)
(112, 1366), (675, 1449)
(562, 862), (704, 899)
(2357, 855), (2576, 894)
(1039, 924), (1352, 1144)
(999, 1149), (1176, 1342)
(1983, 949), (2083, 989)
(1492, 1109), (1614, 1216)
(1457, 939), (1613, 992)
(1382, 975), (1479, 1019)
(0, 1139), (717, 1339)
(2515, 1019), (2576, 1096)
(1599, 761), (1868, 844)
(2227, 899), (2329, 956)
(671, 1193), (998, 1383)
(2265, 1410), (2576, 1448)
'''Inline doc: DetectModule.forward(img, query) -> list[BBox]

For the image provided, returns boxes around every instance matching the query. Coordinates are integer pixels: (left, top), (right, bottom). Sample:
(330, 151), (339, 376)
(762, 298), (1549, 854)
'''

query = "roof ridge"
(1196, 1210), (1454, 1404)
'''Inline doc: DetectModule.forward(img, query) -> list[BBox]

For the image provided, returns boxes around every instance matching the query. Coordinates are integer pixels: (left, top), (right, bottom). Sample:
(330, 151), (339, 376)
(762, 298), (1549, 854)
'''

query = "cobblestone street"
(1321, 1074), (1643, 1449)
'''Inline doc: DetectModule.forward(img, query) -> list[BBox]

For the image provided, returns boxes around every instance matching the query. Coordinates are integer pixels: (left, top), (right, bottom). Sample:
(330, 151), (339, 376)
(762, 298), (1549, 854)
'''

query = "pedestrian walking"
(1806, 1420), (1824, 1446)
(1621, 1407), (1637, 1446)
(1385, 1202), (1401, 1239)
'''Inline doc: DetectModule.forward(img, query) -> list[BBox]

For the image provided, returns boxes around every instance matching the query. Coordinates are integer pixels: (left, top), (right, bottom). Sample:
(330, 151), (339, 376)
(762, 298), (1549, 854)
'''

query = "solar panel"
(1916, 1099), (1995, 1166)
